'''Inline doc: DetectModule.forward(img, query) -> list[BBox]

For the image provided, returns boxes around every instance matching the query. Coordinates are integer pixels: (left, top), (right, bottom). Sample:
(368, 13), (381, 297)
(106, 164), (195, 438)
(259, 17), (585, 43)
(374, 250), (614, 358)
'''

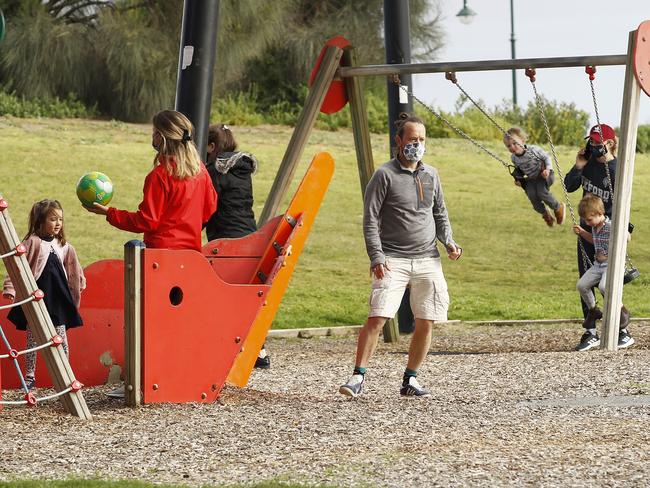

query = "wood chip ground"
(2, 321), (650, 487)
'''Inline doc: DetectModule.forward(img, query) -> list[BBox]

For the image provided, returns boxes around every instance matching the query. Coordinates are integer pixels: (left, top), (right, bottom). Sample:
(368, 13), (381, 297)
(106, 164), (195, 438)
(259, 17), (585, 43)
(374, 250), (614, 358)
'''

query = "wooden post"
(124, 240), (144, 406)
(343, 47), (375, 198)
(257, 44), (343, 226)
(601, 30), (641, 350)
(343, 47), (399, 343)
(0, 198), (91, 419)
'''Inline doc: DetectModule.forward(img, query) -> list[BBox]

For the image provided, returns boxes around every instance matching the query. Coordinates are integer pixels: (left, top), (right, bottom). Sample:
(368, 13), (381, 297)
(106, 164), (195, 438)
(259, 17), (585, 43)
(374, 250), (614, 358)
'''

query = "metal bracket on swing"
(524, 68), (536, 82)
(585, 65), (596, 81)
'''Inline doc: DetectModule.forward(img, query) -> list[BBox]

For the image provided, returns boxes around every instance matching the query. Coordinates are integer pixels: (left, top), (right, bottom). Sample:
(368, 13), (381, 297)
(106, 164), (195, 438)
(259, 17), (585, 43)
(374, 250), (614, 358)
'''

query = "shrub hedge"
(0, 92), (97, 118)
(1, 88), (648, 153)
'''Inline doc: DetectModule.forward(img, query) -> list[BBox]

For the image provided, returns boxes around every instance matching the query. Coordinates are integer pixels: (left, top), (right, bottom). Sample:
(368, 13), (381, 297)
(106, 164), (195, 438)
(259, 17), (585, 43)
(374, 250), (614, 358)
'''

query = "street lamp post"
(457, 0), (517, 106)
(509, 0), (517, 106)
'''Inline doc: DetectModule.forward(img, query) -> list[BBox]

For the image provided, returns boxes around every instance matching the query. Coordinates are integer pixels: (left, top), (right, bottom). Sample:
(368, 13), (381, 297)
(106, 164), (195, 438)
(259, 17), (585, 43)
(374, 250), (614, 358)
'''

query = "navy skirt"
(7, 249), (83, 331)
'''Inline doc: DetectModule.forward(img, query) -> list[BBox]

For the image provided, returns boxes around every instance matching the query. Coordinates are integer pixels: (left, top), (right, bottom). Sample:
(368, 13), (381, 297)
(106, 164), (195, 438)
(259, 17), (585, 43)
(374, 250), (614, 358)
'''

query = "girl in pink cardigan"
(3, 199), (85, 390)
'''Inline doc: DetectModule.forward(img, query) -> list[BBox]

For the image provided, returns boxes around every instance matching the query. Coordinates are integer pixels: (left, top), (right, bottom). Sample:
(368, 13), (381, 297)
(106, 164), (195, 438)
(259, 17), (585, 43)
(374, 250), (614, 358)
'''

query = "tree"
(234, 0), (444, 108)
(0, 0), (182, 121)
(0, 0), (289, 121)
(0, 0), (445, 121)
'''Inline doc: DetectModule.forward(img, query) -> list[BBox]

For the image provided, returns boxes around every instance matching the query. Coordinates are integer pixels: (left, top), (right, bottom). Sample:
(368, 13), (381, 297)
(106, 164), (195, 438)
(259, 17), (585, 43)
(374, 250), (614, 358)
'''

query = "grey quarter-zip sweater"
(510, 144), (551, 179)
(363, 158), (456, 268)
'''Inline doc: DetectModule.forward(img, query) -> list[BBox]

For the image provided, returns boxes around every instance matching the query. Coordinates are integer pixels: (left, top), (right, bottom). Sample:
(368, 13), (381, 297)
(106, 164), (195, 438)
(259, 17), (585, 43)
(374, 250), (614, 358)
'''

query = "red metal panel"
(309, 36), (350, 114)
(141, 249), (269, 403)
(208, 257), (261, 285)
(201, 216), (281, 258)
(635, 21), (650, 97)
(202, 217), (283, 284)
(0, 259), (125, 389)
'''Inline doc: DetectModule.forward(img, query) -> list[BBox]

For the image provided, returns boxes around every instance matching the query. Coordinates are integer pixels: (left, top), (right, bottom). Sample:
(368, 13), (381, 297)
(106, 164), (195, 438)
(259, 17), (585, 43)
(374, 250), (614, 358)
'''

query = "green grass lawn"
(0, 117), (648, 327)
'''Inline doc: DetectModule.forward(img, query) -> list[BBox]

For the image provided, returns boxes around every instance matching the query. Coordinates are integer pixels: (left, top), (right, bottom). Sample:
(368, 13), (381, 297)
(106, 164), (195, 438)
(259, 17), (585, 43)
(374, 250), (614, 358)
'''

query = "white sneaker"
(339, 374), (364, 397)
(400, 376), (431, 397)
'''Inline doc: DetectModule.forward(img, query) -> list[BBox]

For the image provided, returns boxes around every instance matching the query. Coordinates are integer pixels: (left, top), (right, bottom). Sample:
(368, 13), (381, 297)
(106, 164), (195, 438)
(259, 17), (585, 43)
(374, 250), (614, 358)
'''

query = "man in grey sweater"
(339, 114), (462, 398)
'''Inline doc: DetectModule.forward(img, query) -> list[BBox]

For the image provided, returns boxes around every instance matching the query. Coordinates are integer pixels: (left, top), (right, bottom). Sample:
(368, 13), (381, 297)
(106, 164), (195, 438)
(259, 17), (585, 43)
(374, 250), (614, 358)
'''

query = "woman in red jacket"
(85, 110), (217, 250)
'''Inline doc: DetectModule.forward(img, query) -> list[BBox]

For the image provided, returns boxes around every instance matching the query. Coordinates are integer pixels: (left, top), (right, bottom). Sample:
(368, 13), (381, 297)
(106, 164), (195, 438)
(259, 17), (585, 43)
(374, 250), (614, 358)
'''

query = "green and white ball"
(76, 172), (114, 207)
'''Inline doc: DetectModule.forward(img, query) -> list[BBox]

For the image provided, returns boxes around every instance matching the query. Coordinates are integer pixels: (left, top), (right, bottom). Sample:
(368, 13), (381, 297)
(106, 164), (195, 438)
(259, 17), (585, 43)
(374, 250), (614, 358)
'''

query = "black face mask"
(585, 141), (607, 159)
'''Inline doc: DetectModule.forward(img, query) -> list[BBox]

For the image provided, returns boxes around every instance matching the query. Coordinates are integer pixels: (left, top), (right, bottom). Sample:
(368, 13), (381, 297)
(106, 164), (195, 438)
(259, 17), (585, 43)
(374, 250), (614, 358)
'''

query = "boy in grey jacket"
(504, 127), (565, 227)
(339, 114), (462, 399)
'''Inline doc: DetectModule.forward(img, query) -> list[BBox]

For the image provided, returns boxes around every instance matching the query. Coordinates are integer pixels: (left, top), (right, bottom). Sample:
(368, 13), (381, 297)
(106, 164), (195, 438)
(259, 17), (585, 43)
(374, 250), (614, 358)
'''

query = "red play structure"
(1, 152), (334, 405)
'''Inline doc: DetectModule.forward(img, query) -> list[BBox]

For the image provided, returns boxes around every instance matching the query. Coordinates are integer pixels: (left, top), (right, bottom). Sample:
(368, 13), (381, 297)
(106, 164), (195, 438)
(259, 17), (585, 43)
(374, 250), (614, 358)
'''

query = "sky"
(413, 0), (650, 130)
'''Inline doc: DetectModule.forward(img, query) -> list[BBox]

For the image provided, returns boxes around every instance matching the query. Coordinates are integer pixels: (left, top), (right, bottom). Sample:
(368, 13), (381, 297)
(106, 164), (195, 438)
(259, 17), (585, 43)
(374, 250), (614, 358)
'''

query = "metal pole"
(384, 0), (414, 156)
(175, 0), (220, 159)
(338, 54), (628, 78)
(510, 0), (517, 106)
(384, 0), (414, 338)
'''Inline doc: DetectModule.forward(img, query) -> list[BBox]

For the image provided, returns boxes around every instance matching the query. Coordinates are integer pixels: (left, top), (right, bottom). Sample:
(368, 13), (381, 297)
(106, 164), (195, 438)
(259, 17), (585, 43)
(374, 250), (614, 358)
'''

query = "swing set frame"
(257, 22), (649, 350)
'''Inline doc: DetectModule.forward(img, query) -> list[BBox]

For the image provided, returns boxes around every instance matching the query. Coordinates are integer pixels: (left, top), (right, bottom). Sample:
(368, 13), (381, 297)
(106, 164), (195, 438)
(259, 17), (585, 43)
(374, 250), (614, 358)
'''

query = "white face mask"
(402, 141), (425, 163)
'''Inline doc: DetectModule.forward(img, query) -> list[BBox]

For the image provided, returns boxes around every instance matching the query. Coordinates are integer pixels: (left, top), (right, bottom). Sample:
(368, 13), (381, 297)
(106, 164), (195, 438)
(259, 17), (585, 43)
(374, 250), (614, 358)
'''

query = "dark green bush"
(0, 92), (97, 118)
(515, 97), (589, 146)
(413, 95), (588, 146)
(208, 87), (593, 149)
(210, 89), (265, 126)
(636, 125), (650, 153)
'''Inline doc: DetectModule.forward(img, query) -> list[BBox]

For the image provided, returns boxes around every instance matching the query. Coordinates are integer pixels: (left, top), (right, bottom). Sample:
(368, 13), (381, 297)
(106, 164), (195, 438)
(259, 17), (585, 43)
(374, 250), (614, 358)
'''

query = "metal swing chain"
(445, 72), (527, 155)
(586, 67), (636, 271)
(394, 79), (512, 171)
(588, 69), (616, 197)
(447, 74), (511, 136)
(527, 70), (593, 271)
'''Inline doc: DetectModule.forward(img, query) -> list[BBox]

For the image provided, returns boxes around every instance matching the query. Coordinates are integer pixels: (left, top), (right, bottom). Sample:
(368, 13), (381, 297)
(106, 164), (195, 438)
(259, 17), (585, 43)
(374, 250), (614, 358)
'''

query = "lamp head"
(456, 0), (477, 25)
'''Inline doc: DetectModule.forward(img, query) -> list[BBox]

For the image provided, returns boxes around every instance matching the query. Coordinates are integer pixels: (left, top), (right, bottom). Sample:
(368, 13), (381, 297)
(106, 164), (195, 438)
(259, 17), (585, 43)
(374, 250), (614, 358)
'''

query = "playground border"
(267, 317), (650, 338)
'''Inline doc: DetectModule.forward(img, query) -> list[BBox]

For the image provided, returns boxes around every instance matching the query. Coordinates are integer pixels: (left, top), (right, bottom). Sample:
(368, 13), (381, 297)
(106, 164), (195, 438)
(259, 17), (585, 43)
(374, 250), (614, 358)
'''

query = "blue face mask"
(402, 141), (425, 163)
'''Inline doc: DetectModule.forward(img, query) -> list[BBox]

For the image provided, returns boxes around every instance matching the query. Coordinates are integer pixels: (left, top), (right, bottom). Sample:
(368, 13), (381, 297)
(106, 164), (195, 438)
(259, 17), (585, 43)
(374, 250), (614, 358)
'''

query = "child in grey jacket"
(504, 127), (565, 227)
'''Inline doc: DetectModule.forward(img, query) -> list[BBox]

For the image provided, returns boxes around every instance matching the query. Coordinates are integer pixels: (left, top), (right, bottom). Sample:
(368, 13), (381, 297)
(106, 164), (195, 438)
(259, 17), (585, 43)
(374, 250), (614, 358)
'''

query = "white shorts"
(368, 257), (449, 321)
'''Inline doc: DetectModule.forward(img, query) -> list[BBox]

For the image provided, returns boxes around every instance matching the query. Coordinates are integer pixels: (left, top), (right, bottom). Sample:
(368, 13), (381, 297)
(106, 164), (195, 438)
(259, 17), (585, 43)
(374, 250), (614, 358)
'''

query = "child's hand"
(2, 293), (14, 301)
(572, 225), (584, 236)
(575, 150), (588, 169)
(540, 168), (550, 179)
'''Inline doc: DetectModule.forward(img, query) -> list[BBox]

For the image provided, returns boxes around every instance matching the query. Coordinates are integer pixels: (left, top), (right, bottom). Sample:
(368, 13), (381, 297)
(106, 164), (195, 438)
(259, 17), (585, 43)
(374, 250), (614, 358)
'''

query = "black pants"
(577, 231), (597, 324)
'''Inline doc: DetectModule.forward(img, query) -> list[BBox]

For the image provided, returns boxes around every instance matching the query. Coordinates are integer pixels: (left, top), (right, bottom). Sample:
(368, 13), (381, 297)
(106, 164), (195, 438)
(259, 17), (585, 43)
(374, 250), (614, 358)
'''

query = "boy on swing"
(572, 194), (633, 351)
(503, 127), (565, 227)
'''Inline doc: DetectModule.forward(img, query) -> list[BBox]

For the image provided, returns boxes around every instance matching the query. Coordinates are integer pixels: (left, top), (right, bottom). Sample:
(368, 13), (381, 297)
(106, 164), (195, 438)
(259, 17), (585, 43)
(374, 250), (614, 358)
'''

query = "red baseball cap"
(587, 124), (616, 143)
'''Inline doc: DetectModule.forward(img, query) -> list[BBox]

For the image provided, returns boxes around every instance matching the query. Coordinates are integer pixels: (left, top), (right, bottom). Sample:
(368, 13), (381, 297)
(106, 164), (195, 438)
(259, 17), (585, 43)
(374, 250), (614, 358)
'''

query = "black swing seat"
(624, 267), (640, 284)
(509, 165), (528, 187)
